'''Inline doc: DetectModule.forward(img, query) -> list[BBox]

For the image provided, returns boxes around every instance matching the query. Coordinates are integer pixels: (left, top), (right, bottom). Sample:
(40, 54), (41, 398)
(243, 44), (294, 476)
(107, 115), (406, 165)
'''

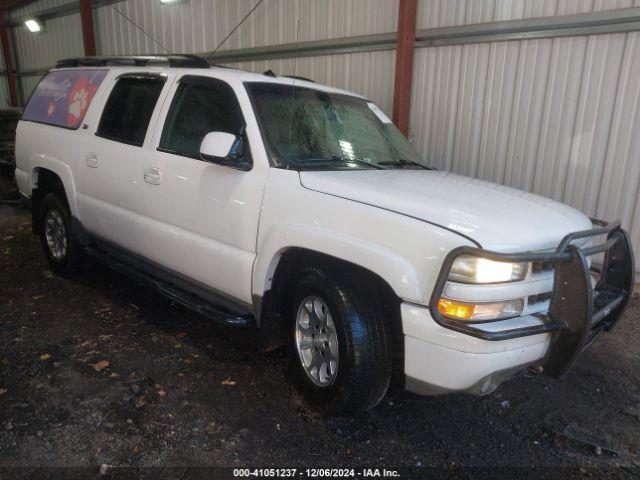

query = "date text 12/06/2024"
(232, 468), (401, 478)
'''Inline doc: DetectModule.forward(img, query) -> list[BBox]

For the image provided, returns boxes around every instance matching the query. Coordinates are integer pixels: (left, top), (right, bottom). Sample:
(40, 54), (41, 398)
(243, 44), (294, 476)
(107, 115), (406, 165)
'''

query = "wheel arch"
(253, 225), (422, 306)
(30, 163), (87, 245)
(255, 246), (403, 361)
(30, 158), (78, 216)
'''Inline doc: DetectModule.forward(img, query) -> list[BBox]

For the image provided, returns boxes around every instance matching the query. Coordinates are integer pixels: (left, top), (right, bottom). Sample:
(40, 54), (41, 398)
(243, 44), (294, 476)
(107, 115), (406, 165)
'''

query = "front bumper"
(402, 304), (550, 395)
(404, 221), (634, 395)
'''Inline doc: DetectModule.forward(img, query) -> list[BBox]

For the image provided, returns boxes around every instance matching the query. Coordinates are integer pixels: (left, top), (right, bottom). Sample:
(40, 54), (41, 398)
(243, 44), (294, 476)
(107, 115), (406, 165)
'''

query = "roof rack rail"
(55, 54), (210, 69)
(283, 75), (315, 83)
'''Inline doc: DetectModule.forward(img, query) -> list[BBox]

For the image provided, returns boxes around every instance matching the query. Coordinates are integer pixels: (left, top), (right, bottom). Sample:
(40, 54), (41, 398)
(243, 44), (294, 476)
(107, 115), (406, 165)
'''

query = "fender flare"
(30, 155), (79, 216)
(253, 224), (422, 303)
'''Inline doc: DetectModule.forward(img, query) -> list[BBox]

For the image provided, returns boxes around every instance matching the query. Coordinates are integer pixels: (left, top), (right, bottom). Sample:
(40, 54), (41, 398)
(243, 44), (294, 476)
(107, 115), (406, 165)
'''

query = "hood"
(299, 170), (593, 252)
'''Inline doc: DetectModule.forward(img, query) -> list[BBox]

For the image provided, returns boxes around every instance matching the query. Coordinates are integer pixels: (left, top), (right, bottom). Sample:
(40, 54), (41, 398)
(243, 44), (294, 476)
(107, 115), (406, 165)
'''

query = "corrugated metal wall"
(12, 13), (83, 71)
(9, 0), (73, 18)
(8, 0), (398, 112)
(92, 0), (398, 113)
(417, 0), (640, 26)
(410, 2), (640, 270)
(8, 1), (83, 103)
(93, 0), (398, 53)
(3, 0), (640, 268)
(226, 52), (396, 115)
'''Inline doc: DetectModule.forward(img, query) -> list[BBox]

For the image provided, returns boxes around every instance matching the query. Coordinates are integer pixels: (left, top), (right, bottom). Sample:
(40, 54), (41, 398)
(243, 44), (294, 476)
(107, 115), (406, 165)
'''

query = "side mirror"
(199, 131), (252, 171)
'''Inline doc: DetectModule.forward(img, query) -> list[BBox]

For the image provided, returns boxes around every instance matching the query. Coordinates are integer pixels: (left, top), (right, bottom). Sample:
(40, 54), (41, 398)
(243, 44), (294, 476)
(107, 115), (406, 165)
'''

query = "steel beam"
(79, 0), (96, 56)
(0, 10), (17, 106)
(208, 32), (397, 64)
(207, 7), (640, 63)
(392, 0), (417, 137)
(5, 0), (123, 26)
(414, 7), (640, 48)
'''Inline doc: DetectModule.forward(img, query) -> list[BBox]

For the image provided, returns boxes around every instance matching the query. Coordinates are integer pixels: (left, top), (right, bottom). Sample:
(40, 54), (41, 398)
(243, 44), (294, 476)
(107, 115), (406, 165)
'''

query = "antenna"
(285, 17), (301, 168)
(208, 0), (266, 59)
(110, 4), (170, 54)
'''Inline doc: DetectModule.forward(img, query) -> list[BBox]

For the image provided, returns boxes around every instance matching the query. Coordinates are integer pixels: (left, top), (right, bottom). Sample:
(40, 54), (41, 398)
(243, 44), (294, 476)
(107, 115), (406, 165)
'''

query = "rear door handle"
(86, 153), (99, 168)
(143, 167), (162, 185)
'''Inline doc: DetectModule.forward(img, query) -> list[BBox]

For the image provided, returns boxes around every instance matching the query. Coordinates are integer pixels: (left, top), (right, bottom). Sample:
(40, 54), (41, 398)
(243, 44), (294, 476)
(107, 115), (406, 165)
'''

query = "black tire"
(288, 263), (392, 414)
(37, 192), (85, 276)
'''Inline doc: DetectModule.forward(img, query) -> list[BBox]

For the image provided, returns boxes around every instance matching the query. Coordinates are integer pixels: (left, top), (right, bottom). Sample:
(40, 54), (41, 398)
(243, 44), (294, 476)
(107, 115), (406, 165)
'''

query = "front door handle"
(86, 153), (99, 168)
(143, 167), (162, 185)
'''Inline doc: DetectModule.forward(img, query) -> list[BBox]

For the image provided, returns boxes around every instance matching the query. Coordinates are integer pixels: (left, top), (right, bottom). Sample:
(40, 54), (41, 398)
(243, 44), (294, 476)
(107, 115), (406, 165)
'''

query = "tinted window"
(159, 76), (245, 159)
(22, 69), (107, 129)
(96, 76), (165, 146)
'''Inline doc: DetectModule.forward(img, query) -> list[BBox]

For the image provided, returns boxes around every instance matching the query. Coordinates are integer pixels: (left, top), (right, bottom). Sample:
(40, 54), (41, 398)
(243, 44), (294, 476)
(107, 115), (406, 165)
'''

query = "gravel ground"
(0, 176), (639, 478)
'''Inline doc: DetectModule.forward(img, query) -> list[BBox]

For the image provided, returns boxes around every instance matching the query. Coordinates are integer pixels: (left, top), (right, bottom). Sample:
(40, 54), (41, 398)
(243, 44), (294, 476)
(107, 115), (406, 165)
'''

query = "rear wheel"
(288, 264), (392, 414)
(38, 193), (85, 275)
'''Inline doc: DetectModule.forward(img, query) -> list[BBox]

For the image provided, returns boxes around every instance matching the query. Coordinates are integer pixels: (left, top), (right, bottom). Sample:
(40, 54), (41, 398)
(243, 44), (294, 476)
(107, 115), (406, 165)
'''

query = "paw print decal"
(68, 87), (89, 120)
(66, 76), (98, 128)
(47, 100), (56, 118)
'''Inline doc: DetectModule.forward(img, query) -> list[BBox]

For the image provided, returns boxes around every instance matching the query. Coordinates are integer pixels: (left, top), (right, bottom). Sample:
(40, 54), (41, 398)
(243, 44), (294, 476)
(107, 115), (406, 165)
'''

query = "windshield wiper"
(378, 159), (434, 170)
(289, 155), (388, 170)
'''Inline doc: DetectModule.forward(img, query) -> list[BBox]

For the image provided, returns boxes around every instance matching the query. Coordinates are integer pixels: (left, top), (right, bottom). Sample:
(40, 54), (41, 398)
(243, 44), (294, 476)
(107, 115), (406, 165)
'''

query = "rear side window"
(159, 76), (245, 159)
(22, 69), (107, 129)
(96, 75), (166, 147)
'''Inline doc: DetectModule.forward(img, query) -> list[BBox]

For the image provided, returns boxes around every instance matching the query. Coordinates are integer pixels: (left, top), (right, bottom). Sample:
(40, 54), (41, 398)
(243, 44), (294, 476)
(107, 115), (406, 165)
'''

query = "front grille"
(532, 261), (554, 275)
(528, 292), (552, 306)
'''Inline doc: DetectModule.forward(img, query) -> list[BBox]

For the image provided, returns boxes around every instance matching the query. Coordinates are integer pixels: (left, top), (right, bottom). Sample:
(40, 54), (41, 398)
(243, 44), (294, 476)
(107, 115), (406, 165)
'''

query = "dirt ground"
(0, 175), (639, 478)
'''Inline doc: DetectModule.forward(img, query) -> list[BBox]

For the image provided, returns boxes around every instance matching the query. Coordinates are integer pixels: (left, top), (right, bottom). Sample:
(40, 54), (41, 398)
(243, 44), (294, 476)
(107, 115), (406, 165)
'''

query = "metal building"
(1, 0), (639, 269)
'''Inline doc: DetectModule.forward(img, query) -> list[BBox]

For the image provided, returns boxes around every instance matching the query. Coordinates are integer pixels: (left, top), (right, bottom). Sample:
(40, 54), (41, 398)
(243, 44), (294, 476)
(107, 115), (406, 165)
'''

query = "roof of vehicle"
(53, 55), (367, 101)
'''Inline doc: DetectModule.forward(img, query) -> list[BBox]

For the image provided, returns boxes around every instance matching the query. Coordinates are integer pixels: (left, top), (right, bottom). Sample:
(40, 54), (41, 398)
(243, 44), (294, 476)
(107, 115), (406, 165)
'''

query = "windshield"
(246, 82), (429, 170)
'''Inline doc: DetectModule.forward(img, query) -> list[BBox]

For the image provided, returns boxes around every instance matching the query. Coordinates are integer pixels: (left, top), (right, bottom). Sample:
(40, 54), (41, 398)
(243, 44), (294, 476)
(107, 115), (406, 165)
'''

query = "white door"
(138, 75), (268, 305)
(75, 73), (169, 253)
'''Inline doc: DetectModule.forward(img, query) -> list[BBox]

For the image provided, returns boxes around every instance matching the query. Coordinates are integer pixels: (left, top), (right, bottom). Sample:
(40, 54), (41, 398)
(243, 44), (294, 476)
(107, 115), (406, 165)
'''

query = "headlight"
(449, 255), (527, 284)
(437, 298), (524, 322)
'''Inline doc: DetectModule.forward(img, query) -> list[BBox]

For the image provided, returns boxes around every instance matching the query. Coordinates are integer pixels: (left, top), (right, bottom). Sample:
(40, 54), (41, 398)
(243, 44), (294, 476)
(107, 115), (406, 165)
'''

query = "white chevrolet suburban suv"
(15, 55), (635, 414)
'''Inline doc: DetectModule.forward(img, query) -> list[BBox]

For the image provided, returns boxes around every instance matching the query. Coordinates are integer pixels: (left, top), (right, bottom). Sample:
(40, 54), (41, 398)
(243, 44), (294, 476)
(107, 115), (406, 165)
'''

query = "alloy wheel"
(295, 295), (339, 387)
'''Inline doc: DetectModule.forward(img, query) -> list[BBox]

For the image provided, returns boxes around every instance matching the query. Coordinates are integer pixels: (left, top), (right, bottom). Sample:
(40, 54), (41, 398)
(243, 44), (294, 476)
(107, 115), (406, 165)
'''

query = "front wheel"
(288, 264), (392, 414)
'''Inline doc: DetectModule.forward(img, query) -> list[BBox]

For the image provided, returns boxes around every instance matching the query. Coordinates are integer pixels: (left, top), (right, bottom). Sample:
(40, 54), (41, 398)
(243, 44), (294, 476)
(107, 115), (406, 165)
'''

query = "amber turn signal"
(437, 298), (475, 320)
(437, 297), (524, 322)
